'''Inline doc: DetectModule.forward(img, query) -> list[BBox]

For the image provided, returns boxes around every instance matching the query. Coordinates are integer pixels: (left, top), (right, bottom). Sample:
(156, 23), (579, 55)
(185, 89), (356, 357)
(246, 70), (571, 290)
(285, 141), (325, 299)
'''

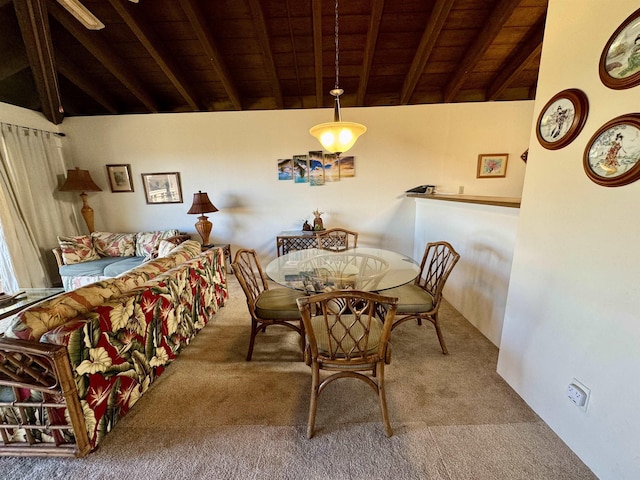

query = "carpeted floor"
(0, 276), (597, 479)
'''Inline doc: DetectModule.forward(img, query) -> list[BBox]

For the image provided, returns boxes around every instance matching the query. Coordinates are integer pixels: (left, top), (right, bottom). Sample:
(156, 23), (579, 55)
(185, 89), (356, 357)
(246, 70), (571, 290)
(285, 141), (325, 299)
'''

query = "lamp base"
(195, 215), (212, 246)
(80, 192), (95, 233)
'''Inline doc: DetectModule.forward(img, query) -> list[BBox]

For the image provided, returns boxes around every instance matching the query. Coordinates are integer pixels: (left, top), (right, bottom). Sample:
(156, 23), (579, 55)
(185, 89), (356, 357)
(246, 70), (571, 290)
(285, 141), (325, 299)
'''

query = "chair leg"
(432, 314), (448, 355)
(246, 318), (258, 361)
(376, 361), (393, 437)
(307, 363), (320, 439)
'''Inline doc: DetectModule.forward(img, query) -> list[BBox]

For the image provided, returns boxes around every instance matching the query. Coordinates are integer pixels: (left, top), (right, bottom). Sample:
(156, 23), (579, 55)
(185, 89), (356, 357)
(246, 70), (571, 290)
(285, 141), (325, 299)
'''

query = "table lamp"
(187, 191), (218, 246)
(59, 167), (102, 233)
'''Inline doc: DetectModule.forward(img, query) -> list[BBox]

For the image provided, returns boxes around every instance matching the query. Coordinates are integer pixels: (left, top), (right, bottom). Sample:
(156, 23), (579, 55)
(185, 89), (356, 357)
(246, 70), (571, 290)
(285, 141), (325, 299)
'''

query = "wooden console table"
(276, 231), (318, 256)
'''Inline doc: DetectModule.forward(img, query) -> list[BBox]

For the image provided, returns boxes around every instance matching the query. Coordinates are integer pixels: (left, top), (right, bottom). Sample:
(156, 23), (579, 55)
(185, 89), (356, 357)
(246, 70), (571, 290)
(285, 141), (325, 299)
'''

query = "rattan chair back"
(315, 228), (358, 251)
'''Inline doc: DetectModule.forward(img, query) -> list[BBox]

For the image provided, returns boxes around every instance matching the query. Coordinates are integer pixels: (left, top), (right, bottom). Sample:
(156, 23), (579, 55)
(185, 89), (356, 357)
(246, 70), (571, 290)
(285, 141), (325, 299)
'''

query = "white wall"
(60, 101), (532, 265)
(498, 1), (640, 478)
(414, 198), (519, 346)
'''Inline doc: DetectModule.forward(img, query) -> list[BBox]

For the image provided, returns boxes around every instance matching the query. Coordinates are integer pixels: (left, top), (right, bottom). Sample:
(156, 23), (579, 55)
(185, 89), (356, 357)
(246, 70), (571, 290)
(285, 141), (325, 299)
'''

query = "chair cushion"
(310, 314), (382, 356)
(383, 284), (434, 313)
(255, 288), (303, 320)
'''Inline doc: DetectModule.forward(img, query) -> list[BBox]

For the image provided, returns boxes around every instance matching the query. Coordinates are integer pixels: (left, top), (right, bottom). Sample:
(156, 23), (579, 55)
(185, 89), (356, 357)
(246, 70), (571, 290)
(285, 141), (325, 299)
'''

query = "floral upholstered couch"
(54, 229), (188, 291)
(0, 240), (228, 457)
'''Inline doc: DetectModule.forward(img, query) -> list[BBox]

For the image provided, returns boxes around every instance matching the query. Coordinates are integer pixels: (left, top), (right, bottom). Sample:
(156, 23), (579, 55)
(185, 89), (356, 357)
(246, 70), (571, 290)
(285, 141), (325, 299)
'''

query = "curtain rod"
(0, 121), (66, 137)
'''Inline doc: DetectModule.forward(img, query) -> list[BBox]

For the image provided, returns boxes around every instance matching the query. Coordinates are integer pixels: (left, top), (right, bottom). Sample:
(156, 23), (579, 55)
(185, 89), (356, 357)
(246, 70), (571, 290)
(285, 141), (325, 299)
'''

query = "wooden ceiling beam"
(247, 0), (283, 109)
(178, 0), (241, 111)
(400, 0), (453, 105)
(356, 0), (384, 106)
(56, 51), (118, 114)
(311, 0), (323, 107)
(13, 0), (63, 124)
(443, 0), (520, 103)
(487, 20), (544, 101)
(48, 0), (159, 113)
(108, 0), (199, 111)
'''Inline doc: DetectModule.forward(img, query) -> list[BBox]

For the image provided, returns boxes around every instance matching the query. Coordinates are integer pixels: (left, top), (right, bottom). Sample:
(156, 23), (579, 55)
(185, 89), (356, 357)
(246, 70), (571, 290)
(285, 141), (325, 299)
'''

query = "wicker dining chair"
(296, 290), (398, 438)
(232, 249), (305, 361)
(385, 241), (460, 354)
(315, 228), (358, 251)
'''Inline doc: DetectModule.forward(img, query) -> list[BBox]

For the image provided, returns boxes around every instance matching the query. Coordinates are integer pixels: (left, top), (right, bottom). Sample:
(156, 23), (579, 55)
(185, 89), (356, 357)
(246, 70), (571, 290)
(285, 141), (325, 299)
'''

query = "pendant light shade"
(309, 121), (367, 154)
(309, 1), (366, 155)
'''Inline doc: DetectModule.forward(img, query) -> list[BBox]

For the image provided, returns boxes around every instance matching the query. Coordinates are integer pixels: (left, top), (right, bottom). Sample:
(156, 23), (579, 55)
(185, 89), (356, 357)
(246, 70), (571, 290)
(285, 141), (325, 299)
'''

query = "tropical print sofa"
(0, 241), (228, 457)
(54, 229), (187, 291)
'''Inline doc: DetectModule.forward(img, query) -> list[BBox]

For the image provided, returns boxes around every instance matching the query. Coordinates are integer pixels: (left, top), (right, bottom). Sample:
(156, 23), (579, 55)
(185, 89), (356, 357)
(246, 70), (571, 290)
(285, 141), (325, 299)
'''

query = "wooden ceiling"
(1, 0), (548, 125)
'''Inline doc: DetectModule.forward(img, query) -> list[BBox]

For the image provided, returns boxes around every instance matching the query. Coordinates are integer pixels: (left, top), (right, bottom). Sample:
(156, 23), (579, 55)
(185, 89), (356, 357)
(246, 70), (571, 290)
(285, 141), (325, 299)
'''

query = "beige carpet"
(0, 276), (597, 479)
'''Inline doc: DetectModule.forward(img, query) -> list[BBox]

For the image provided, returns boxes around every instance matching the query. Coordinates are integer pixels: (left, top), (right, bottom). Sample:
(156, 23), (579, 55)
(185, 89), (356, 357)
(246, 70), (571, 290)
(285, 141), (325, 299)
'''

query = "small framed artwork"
(278, 159), (293, 180)
(583, 114), (640, 187)
(141, 172), (183, 204)
(324, 153), (340, 182)
(339, 156), (355, 178)
(106, 164), (134, 192)
(293, 155), (309, 183)
(477, 153), (508, 178)
(536, 89), (589, 150)
(599, 7), (640, 90)
(309, 151), (325, 186)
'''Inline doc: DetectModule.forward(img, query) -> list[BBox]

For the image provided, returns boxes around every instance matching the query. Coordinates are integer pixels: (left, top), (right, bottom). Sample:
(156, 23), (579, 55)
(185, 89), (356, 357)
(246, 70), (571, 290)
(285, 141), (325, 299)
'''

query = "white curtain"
(0, 124), (82, 289)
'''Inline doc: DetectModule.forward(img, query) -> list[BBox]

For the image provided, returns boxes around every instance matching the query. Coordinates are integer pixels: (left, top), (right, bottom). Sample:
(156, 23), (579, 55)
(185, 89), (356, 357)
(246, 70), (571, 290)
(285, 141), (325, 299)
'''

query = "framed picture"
(599, 7), (640, 89)
(477, 154), (508, 178)
(583, 114), (640, 187)
(536, 89), (589, 150)
(278, 159), (293, 180)
(106, 164), (134, 192)
(141, 172), (183, 204)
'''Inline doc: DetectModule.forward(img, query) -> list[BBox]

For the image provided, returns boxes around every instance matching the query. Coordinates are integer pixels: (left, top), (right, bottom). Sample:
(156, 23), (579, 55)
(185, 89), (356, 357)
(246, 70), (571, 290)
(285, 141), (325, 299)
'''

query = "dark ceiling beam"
(13, 0), (63, 124)
(311, 0), (323, 107)
(48, 0), (159, 113)
(487, 20), (544, 101)
(247, 0), (283, 109)
(443, 0), (520, 103)
(356, 0), (384, 106)
(108, 0), (199, 111)
(400, 0), (453, 105)
(178, 0), (241, 110)
(56, 51), (118, 114)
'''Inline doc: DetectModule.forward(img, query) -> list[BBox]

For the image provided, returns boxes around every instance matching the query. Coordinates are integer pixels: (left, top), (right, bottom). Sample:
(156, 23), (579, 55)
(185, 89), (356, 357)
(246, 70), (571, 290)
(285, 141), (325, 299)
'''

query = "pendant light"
(309, 0), (366, 155)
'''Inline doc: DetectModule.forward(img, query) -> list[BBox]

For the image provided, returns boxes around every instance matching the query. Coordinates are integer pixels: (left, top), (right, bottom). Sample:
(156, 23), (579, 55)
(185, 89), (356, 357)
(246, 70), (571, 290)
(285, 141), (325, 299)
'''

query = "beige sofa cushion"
(91, 232), (136, 257)
(57, 235), (100, 265)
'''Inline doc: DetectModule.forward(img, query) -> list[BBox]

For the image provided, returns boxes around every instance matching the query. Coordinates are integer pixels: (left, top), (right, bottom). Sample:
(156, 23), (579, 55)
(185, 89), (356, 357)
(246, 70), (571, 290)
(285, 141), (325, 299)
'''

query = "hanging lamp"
(309, 0), (366, 155)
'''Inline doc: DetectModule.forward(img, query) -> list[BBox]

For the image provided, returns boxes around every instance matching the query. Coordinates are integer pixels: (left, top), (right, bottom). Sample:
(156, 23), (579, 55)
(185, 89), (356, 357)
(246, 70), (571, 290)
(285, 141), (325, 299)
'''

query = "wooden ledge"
(408, 193), (521, 208)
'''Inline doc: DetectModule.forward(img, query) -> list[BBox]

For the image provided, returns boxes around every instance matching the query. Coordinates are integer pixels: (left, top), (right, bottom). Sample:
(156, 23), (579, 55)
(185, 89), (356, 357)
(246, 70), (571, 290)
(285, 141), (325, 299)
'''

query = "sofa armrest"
(52, 247), (65, 267)
(0, 337), (91, 457)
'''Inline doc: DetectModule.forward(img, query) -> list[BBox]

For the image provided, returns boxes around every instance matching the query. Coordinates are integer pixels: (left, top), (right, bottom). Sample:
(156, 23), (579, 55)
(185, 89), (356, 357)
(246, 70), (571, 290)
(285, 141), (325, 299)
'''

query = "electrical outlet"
(567, 379), (590, 411)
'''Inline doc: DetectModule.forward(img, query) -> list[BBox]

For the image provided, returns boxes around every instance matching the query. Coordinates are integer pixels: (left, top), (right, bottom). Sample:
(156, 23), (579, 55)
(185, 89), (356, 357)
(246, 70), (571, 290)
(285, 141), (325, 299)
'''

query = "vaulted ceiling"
(1, 0), (548, 125)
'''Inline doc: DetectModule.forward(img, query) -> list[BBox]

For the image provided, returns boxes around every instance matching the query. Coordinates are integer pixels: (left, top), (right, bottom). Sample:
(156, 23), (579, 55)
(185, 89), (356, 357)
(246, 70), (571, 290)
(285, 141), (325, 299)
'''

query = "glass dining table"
(265, 247), (420, 294)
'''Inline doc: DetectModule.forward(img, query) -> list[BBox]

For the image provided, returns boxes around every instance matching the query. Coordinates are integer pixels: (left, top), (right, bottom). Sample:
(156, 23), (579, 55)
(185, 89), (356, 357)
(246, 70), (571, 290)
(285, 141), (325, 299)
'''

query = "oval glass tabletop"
(265, 247), (420, 293)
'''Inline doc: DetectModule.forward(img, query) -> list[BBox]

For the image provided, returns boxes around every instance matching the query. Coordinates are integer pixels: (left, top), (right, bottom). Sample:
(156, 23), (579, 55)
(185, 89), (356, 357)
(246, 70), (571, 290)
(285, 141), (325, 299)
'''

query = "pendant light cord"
(334, 0), (339, 90)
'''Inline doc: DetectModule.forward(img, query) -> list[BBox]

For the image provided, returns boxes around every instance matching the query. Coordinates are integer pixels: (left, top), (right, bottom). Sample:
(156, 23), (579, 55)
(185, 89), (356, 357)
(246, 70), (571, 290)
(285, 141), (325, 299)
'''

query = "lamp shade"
(309, 121), (367, 154)
(187, 191), (218, 215)
(60, 167), (102, 192)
